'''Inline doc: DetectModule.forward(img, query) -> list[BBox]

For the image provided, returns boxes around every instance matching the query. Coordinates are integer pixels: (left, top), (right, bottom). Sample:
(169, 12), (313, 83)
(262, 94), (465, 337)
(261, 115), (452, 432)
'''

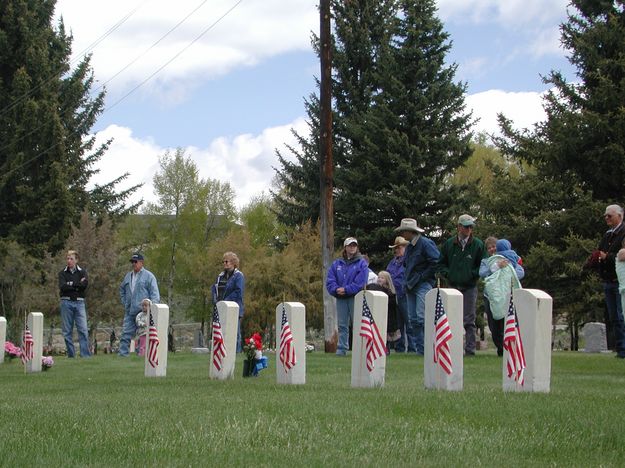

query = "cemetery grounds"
(1, 351), (624, 466)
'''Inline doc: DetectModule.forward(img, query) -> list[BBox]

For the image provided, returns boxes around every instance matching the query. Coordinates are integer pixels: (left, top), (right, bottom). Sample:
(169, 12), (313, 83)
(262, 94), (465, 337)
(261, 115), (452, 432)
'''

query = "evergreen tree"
(498, 0), (625, 202)
(273, 0), (473, 263)
(0, 0), (138, 254)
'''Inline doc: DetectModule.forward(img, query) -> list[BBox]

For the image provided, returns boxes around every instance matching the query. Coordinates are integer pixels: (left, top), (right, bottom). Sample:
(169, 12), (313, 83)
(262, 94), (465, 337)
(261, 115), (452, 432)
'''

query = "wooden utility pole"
(319, 0), (337, 353)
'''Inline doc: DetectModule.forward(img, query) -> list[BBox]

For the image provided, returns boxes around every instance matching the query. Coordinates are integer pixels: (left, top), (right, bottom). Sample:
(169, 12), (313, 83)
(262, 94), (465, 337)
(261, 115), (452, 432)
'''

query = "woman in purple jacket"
(326, 237), (368, 356)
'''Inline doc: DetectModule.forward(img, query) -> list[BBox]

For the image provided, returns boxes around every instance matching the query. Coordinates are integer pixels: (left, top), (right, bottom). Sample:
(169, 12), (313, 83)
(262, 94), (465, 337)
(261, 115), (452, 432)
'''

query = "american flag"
(147, 309), (159, 368)
(212, 306), (227, 371)
(503, 295), (526, 385)
(21, 325), (33, 365)
(279, 305), (297, 372)
(433, 288), (453, 375)
(359, 295), (386, 371)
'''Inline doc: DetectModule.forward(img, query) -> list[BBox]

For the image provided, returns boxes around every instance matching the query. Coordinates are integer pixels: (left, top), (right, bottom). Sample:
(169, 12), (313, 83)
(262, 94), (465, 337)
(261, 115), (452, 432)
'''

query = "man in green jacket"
(437, 214), (486, 356)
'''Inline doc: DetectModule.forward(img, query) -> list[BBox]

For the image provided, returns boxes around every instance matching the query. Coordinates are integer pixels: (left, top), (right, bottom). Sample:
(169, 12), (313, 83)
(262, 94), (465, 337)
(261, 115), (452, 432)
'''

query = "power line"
(0, 0), (211, 156)
(88, 0), (213, 102)
(107, 0), (244, 113)
(0, 0), (245, 182)
(0, 0), (147, 119)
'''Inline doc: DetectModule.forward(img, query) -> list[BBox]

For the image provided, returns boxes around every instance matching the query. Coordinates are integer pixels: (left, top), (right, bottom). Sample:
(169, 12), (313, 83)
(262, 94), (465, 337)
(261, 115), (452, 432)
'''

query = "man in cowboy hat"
(437, 214), (486, 356)
(394, 218), (440, 355)
(386, 235), (415, 352)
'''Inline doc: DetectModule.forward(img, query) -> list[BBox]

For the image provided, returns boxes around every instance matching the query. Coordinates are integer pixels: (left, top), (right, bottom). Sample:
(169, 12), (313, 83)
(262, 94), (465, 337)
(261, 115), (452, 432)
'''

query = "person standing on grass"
(595, 205), (625, 359)
(212, 251), (245, 353)
(326, 237), (368, 356)
(119, 253), (160, 357)
(395, 218), (440, 356)
(58, 250), (91, 358)
(479, 237), (525, 357)
(386, 236), (415, 353)
(437, 214), (486, 357)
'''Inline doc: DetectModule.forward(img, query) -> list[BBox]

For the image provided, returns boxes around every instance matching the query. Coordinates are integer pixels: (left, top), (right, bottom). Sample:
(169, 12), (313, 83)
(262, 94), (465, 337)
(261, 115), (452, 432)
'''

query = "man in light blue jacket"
(119, 253), (160, 356)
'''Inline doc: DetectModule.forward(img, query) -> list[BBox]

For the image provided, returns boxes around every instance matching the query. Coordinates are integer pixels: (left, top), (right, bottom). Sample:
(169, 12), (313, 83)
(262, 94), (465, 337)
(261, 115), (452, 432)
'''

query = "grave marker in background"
(276, 302), (306, 385)
(582, 322), (607, 353)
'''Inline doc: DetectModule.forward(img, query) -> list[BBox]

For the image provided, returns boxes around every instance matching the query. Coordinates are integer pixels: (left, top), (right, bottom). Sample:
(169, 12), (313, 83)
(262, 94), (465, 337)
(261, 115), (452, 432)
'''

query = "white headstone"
(424, 288), (464, 391)
(26, 312), (44, 373)
(144, 303), (169, 378)
(0, 317), (6, 364)
(582, 322), (607, 353)
(503, 289), (552, 393)
(351, 290), (388, 388)
(276, 302), (306, 385)
(209, 301), (239, 380)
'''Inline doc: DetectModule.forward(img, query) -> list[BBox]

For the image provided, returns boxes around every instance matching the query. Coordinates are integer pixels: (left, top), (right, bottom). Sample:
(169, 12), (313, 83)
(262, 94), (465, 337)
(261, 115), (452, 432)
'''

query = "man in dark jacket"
(437, 214), (486, 356)
(597, 204), (625, 358)
(58, 250), (91, 358)
(395, 218), (440, 355)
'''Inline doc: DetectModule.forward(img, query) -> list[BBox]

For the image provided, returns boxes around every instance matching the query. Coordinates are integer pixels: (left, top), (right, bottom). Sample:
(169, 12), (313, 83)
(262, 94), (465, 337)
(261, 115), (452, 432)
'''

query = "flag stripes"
(279, 305), (297, 372)
(359, 295), (386, 372)
(147, 309), (159, 368)
(503, 295), (526, 385)
(21, 326), (33, 365)
(433, 288), (453, 375)
(212, 306), (227, 371)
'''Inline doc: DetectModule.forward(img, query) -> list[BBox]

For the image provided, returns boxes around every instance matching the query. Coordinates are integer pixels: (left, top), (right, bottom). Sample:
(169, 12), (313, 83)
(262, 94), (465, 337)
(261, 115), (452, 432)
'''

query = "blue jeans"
(394, 294), (416, 352)
(460, 285), (478, 354)
(119, 309), (139, 356)
(604, 282), (625, 356)
(336, 297), (355, 354)
(406, 282), (432, 355)
(60, 299), (91, 357)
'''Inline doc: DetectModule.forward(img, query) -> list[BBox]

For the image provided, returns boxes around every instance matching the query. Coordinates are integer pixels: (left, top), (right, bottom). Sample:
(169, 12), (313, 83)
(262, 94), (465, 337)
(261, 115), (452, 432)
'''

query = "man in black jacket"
(598, 205), (625, 358)
(59, 250), (91, 357)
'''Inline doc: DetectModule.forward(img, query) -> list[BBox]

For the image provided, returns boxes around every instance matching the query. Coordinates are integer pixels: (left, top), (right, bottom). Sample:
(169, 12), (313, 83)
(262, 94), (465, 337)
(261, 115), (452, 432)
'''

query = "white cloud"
(89, 118), (309, 210)
(54, 0), (318, 99)
(90, 89), (549, 212)
(466, 89), (546, 137)
(436, 0), (568, 26)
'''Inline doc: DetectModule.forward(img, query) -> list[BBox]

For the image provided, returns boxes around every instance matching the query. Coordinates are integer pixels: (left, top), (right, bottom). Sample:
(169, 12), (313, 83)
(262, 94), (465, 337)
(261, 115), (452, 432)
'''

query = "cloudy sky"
(54, 0), (576, 209)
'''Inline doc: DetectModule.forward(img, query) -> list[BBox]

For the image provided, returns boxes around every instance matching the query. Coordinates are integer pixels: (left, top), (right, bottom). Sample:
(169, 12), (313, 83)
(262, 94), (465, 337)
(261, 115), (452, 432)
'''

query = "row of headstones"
(0, 288), (553, 392)
(0, 305), (170, 377)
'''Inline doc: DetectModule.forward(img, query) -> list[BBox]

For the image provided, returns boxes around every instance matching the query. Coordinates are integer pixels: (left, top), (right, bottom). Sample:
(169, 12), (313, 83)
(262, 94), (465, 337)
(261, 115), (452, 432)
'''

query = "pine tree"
(498, 0), (625, 202)
(0, 0), (138, 254)
(273, 0), (473, 263)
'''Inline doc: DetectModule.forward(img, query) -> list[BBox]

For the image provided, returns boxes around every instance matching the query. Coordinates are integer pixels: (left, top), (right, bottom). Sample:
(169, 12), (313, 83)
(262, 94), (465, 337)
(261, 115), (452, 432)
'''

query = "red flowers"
(245, 332), (263, 350)
(243, 332), (264, 361)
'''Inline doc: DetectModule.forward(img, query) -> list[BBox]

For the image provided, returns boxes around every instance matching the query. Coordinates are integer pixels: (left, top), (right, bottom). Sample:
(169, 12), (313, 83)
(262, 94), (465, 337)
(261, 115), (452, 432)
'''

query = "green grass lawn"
(1, 350), (624, 467)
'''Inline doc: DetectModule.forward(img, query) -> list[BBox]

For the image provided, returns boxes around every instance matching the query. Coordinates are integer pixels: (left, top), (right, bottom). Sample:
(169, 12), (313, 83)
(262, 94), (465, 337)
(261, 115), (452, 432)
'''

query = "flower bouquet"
(4, 341), (21, 360)
(242, 332), (268, 377)
(41, 356), (54, 371)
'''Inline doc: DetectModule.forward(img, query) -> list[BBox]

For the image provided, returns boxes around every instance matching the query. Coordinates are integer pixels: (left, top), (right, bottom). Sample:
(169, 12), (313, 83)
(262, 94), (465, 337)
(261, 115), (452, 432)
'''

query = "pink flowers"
(4, 340), (21, 358)
(4, 341), (54, 370)
(42, 355), (54, 370)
